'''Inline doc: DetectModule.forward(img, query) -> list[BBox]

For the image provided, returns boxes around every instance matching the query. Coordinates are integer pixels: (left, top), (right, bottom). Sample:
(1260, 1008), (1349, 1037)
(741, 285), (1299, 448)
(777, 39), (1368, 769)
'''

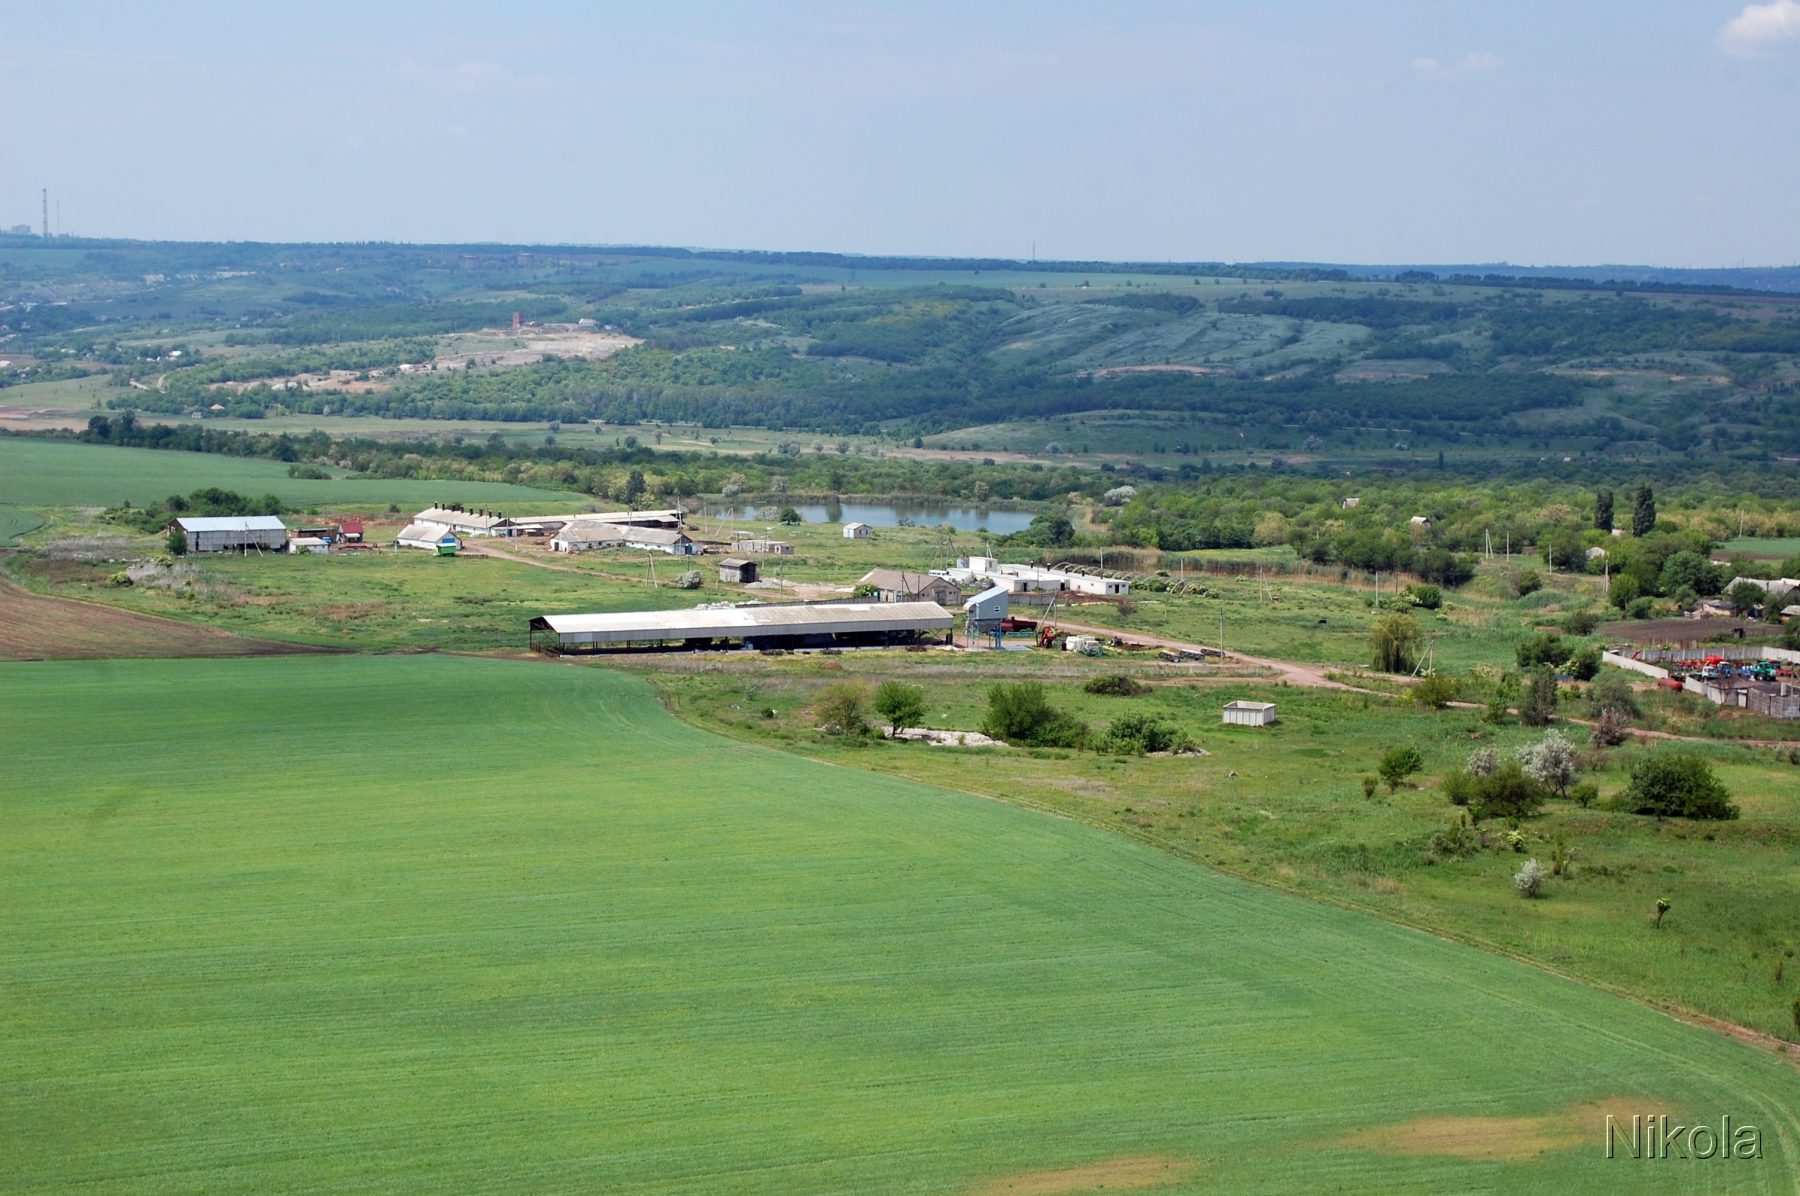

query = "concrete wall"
(1602, 652), (1668, 679)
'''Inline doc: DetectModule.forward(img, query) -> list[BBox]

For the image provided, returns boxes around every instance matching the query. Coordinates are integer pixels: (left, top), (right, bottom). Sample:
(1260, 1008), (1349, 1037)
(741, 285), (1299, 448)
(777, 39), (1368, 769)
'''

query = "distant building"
(739, 538), (793, 555)
(856, 568), (961, 605)
(1409, 515), (1432, 529)
(843, 522), (872, 539)
(1584, 546), (1607, 562)
(717, 557), (758, 584)
(172, 515), (288, 554)
(963, 583), (1011, 626)
(413, 506), (513, 537)
(1341, 497), (1361, 509)
(287, 536), (330, 555)
(953, 556), (1129, 597)
(338, 520), (365, 543)
(550, 521), (694, 555)
(1222, 700), (1277, 727)
(396, 524), (462, 555)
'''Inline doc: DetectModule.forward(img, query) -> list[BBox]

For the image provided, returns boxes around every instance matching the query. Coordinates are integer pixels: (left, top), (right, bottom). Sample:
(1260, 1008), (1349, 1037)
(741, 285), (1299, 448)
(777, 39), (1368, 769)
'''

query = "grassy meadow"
(3, 654), (1796, 1194)
(638, 651), (1800, 1041)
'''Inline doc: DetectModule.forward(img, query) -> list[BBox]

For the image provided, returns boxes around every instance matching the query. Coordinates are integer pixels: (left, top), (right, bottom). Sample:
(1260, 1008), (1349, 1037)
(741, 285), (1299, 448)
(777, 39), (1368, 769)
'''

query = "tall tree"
(1593, 488), (1613, 532)
(1631, 485), (1657, 538)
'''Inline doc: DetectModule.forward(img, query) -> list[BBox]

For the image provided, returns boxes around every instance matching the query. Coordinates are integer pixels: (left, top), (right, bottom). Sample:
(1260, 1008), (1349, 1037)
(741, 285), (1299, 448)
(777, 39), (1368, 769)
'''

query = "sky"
(2, 1), (1797, 266)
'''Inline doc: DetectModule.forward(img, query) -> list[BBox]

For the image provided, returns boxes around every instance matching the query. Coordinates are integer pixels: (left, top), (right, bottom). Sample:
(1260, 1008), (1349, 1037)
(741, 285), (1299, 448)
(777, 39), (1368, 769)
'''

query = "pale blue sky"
(3, 1), (1796, 265)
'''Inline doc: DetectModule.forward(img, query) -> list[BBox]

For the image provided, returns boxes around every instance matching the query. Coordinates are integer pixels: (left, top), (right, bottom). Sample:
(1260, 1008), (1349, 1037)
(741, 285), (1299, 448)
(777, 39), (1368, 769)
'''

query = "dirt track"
(0, 574), (336, 661)
(1050, 618), (1374, 691)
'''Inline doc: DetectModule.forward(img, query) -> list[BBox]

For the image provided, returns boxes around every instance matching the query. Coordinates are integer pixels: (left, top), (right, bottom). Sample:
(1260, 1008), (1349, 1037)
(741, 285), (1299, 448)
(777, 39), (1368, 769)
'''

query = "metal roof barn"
(529, 602), (952, 653)
(172, 515), (288, 554)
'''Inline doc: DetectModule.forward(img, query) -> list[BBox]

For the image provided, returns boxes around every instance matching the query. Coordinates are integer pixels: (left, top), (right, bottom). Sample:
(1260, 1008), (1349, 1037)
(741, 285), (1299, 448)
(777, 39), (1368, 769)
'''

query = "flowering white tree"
(1518, 730), (1576, 799)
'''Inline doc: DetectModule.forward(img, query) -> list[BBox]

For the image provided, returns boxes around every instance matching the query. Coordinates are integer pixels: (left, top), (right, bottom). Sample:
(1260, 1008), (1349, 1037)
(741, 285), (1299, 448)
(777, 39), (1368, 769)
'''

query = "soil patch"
(1336, 1097), (1658, 1163)
(0, 574), (335, 661)
(972, 1155), (1196, 1195)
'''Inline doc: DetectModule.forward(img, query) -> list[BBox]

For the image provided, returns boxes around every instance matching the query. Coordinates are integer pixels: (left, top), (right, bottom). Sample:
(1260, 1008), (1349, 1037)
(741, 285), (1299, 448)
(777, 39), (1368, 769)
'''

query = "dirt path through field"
(1050, 618), (1380, 692)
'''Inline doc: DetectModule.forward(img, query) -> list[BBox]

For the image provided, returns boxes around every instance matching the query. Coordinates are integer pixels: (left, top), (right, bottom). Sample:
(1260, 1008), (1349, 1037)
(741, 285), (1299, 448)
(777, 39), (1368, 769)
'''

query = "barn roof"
(414, 507), (509, 529)
(531, 602), (953, 644)
(718, 557), (755, 569)
(397, 523), (458, 542)
(858, 568), (955, 593)
(174, 515), (287, 533)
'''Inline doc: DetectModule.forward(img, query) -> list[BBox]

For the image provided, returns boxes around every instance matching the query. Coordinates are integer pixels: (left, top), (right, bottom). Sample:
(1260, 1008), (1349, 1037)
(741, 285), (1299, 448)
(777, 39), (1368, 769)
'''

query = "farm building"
(1785, 605), (1800, 621)
(717, 557), (758, 584)
(287, 536), (329, 555)
(1222, 700), (1277, 727)
(843, 522), (872, 539)
(396, 523), (462, 555)
(856, 568), (962, 605)
(963, 583), (1010, 626)
(413, 505), (513, 537)
(528, 601), (954, 654)
(550, 521), (627, 553)
(1409, 515), (1432, 530)
(511, 508), (685, 537)
(737, 538), (794, 555)
(339, 520), (365, 543)
(172, 515), (288, 554)
(1341, 497), (1361, 509)
(953, 556), (1130, 597)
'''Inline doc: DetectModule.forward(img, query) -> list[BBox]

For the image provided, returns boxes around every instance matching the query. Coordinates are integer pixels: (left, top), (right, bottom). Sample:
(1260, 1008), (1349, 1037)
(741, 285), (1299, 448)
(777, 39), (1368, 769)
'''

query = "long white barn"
(529, 602), (952, 653)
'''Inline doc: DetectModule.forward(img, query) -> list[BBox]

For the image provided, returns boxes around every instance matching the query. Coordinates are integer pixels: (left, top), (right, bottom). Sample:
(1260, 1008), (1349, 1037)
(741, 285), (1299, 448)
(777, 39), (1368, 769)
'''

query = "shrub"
(1427, 816), (1479, 861)
(1626, 595), (1656, 619)
(1559, 610), (1600, 636)
(1097, 713), (1187, 755)
(165, 527), (187, 556)
(675, 569), (703, 590)
(1485, 672), (1517, 724)
(873, 681), (926, 736)
(1377, 744), (1424, 792)
(1622, 753), (1739, 820)
(1513, 570), (1543, 597)
(1361, 775), (1378, 799)
(1654, 897), (1671, 929)
(1518, 730), (1577, 799)
(979, 681), (1086, 748)
(1410, 673), (1459, 709)
(1084, 673), (1148, 697)
(1369, 613), (1422, 673)
(1404, 583), (1443, 610)
(1466, 745), (1499, 777)
(1465, 760), (1549, 821)
(1516, 633), (1567, 669)
(1569, 781), (1599, 809)
(1549, 835), (1581, 877)
(1519, 666), (1558, 726)
(1587, 670), (1641, 718)
(1514, 858), (1547, 898)
(814, 682), (872, 737)
(1591, 708), (1631, 747)
(1566, 646), (1602, 681)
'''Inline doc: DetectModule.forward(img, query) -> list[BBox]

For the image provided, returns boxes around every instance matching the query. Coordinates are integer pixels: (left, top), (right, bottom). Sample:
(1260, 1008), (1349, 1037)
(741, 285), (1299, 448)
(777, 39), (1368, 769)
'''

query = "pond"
(702, 501), (1037, 535)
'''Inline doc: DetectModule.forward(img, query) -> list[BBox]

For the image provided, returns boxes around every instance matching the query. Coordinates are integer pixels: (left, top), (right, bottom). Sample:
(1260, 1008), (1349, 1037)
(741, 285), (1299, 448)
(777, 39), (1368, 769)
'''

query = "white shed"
(843, 521), (872, 538)
(1222, 700), (1277, 727)
(287, 536), (329, 555)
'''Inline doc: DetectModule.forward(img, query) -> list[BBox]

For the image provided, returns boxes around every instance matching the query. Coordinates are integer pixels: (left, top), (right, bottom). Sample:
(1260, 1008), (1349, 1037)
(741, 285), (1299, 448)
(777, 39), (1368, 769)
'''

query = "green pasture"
(3, 655), (1795, 1193)
(0, 437), (584, 510)
(0, 505), (46, 543)
(1721, 537), (1800, 559)
(647, 654), (1800, 1040)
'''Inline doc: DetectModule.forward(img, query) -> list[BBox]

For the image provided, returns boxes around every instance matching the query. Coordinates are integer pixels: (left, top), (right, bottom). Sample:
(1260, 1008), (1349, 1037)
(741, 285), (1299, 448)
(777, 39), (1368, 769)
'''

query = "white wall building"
(955, 556), (1130, 597)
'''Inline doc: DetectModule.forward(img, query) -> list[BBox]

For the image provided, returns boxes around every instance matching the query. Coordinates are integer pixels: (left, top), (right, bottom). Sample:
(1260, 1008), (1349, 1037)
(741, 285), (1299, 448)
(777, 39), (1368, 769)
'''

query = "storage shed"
(172, 515), (289, 554)
(287, 536), (330, 555)
(856, 568), (961, 605)
(843, 522), (872, 539)
(718, 557), (758, 584)
(1222, 700), (1277, 727)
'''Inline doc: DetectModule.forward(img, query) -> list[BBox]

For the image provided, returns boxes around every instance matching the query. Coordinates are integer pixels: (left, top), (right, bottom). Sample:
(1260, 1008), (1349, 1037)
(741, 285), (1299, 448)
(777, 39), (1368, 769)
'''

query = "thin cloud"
(394, 59), (555, 96)
(1413, 52), (1503, 82)
(1718, 0), (1800, 57)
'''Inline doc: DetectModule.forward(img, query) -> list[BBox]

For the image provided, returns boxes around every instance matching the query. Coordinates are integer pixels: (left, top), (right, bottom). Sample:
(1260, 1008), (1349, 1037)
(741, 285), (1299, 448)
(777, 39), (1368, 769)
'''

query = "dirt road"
(1050, 618), (1375, 691)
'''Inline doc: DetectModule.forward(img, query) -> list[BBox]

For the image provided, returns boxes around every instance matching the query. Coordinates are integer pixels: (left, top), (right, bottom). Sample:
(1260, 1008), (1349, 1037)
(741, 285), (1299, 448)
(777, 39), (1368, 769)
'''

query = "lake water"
(703, 501), (1036, 535)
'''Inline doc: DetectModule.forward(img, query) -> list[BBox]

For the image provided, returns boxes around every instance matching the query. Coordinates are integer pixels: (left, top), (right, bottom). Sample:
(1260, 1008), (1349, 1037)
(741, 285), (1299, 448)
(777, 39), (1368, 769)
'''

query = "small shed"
(963, 583), (1010, 625)
(1409, 515), (1432, 529)
(718, 557), (758, 584)
(1341, 497), (1361, 509)
(857, 568), (961, 605)
(1222, 700), (1277, 727)
(843, 521), (872, 539)
(339, 519), (365, 543)
(287, 536), (330, 555)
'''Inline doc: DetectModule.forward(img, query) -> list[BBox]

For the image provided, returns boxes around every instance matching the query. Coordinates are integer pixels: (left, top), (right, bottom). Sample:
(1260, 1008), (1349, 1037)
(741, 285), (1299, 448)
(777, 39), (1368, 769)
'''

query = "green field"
(1721, 537), (1800, 560)
(3, 655), (1796, 1193)
(0, 438), (584, 510)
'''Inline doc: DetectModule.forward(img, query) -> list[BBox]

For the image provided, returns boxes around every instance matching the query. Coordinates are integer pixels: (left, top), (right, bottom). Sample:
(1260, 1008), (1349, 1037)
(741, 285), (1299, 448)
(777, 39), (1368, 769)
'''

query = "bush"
(1518, 730), (1577, 799)
(1622, 753), (1739, 820)
(1566, 646), (1602, 681)
(165, 527), (187, 556)
(1591, 708), (1631, 747)
(1587, 670), (1641, 718)
(675, 569), (703, 590)
(814, 682), (872, 737)
(1516, 633), (1567, 669)
(1361, 775), (1379, 799)
(1560, 610), (1600, 636)
(1377, 744), (1424, 792)
(1514, 570), (1543, 597)
(1569, 781), (1599, 809)
(1467, 746), (1499, 776)
(979, 681), (1087, 748)
(1514, 858), (1547, 898)
(1410, 673), (1460, 709)
(1404, 583), (1443, 610)
(1626, 596), (1656, 619)
(1097, 713), (1187, 755)
(1427, 816), (1479, 861)
(1084, 673), (1148, 697)
(873, 681), (926, 735)
(1519, 666), (1558, 726)
(1370, 613), (1422, 673)
(1457, 760), (1549, 821)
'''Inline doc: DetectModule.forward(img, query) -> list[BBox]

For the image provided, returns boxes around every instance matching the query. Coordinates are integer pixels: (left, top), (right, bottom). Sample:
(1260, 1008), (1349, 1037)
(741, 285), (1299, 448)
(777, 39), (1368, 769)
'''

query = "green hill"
(4, 655), (1794, 1193)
